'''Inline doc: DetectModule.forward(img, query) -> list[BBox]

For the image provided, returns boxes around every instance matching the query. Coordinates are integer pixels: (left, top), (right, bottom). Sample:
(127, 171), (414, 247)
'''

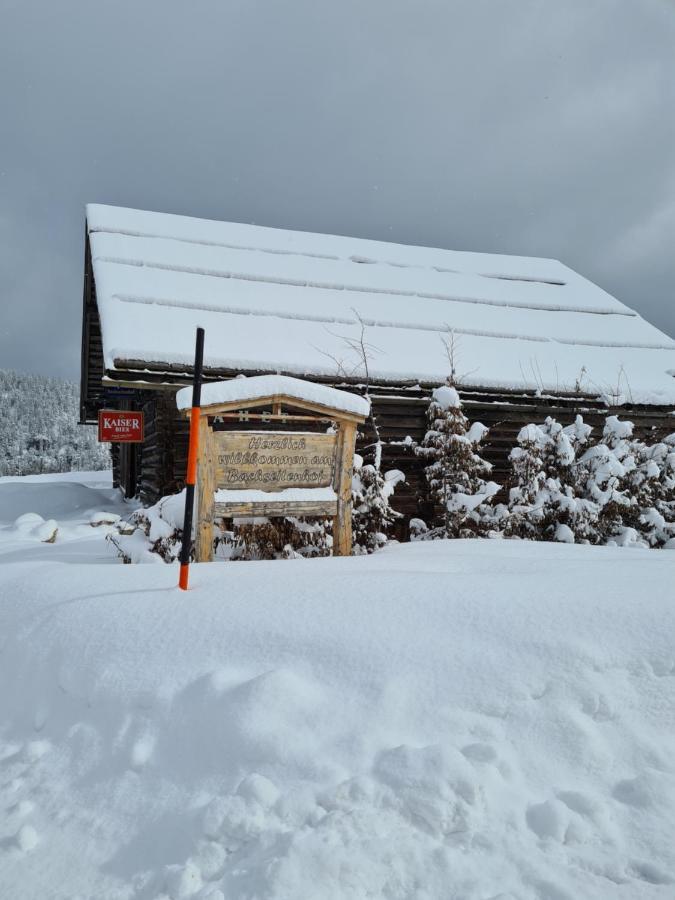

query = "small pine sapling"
(627, 432), (675, 547)
(415, 385), (498, 538)
(576, 416), (640, 545)
(351, 454), (405, 553)
(505, 423), (548, 539)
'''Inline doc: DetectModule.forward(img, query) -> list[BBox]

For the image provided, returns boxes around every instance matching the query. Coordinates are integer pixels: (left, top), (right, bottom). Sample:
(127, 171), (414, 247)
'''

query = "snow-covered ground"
(0, 470), (130, 565)
(1, 474), (675, 899)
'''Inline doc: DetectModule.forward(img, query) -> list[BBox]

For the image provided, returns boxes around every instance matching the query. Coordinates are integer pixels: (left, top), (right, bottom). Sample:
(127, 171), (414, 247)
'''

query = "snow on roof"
(87, 204), (675, 405)
(177, 374), (370, 418)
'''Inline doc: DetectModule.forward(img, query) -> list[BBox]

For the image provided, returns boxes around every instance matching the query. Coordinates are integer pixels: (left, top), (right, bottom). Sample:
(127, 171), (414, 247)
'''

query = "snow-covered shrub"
(415, 385), (499, 538)
(108, 490), (332, 563)
(107, 492), (185, 563)
(351, 454), (405, 553)
(622, 431), (675, 547)
(576, 416), (641, 545)
(505, 415), (596, 543)
(222, 517), (332, 560)
(504, 413), (674, 549)
(408, 517), (429, 541)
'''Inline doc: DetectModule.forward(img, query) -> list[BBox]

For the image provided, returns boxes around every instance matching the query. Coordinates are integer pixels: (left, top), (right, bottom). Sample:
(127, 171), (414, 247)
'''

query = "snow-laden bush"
(351, 454), (405, 553)
(108, 490), (332, 563)
(228, 517), (332, 560)
(575, 415), (640, 545)
(414, 385), (499, 538)
(107, 492), (185, 563)
(505, 415), (596, 543)
(632, 434), (675, 547)
(505, 414), (675, 549)
(603, 424), (675, 548)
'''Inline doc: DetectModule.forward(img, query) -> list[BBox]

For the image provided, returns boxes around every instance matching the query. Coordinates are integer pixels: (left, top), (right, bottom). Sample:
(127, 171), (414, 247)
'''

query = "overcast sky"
(1, 0), (673, 381)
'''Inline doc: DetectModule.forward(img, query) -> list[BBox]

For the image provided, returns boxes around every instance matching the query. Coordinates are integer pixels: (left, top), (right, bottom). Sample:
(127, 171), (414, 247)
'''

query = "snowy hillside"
(1, 474), (675, 899)
(0, 369), (110, 476)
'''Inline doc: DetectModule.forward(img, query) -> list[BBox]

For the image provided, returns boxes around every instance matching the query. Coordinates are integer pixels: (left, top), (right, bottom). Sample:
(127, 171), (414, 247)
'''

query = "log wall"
(79, 236), (106, 423)
(139, 392), (189, 505)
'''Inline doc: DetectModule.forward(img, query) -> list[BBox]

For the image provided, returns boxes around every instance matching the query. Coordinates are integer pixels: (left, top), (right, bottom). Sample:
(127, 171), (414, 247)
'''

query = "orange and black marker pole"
(179, 327), (205, 590)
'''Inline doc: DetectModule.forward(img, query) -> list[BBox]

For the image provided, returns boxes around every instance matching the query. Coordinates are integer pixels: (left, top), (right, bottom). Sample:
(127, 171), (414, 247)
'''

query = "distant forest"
(0, 370), (111, 476)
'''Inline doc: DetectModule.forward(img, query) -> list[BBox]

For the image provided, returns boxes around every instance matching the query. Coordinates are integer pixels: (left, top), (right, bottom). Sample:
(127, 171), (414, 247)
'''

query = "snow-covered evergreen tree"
(415, 385), (498, 538)
(622, 431), (675, 547)
(576, 416), (640, 544)
(506, 415), (596, 543)
(351, 454), (404, 553)
(506, 413), (675, 549)
(0, 369), (110, 476)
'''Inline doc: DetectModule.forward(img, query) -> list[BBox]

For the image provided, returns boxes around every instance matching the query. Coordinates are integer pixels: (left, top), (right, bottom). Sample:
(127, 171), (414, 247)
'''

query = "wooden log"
(333, 421), (356, 557)
(214, 499), (337, 518)
(213, 412), (333, 423)
(195, 418), (216, 563)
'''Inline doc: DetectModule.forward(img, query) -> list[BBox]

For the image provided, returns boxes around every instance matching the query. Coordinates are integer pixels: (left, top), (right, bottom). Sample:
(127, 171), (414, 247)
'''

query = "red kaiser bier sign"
(98, 410), (144, 443)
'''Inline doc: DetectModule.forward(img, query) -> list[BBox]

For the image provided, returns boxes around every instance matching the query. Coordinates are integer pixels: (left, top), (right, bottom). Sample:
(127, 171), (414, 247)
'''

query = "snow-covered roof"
(177, 374), (370, 418)
(87, 204), (675, 405)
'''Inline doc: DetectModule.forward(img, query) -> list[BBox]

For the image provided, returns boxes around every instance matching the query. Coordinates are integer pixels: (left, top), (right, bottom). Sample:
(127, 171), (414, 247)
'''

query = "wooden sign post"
(180, 379), (368, 561)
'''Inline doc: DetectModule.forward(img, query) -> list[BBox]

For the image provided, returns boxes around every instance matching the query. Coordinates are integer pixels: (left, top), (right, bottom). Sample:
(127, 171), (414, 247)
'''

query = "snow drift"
(1, 533), (675, 899)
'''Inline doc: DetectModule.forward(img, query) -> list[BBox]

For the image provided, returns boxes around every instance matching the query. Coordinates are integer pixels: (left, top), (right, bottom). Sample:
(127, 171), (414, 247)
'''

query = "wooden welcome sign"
(178, 376), (370, 561)
(215, 431), (337, 490)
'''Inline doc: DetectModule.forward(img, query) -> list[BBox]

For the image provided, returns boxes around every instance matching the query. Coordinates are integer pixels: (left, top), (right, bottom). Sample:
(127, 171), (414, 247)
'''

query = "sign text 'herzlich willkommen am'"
(213, 431), (337, 490)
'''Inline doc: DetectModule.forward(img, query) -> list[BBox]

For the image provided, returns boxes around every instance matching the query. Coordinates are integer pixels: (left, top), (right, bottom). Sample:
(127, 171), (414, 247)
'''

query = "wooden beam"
(213, 412), (333, 423)
(194, 418), (216, 562)
(333, 421), (357, 556)
(215, 499), (337, 518)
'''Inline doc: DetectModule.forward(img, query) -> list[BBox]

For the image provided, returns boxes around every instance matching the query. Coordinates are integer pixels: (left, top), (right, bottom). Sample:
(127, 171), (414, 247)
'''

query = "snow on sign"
(97, 410), (144, 443)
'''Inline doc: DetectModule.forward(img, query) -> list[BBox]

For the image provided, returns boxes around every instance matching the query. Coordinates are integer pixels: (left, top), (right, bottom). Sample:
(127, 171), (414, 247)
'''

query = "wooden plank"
(213, 412), (333, 423)
(215, 499), (337, 518)
(333, 421), (357, 556)
(213, 431), (338, 490)
(195, 418), (216, 562)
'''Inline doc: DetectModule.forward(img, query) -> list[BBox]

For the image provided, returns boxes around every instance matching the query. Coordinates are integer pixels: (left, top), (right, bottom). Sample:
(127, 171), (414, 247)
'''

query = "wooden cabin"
(80, 204), (675, 532)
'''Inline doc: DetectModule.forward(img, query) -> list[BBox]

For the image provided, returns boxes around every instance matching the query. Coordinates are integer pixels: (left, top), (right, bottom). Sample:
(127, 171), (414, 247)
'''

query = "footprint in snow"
(526, 799), (568, 842)
(629, 860), (674, 885)
(612, 773), (664, 809)
(7, 799), (34, 818)
(646, 653), (675, 677)
(461, 743), (498, 764)
(556, 790), (598, 819)
(531, 879), (574, 900)
(530, 682), (552, 701)
(580, 692), (615, 722)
